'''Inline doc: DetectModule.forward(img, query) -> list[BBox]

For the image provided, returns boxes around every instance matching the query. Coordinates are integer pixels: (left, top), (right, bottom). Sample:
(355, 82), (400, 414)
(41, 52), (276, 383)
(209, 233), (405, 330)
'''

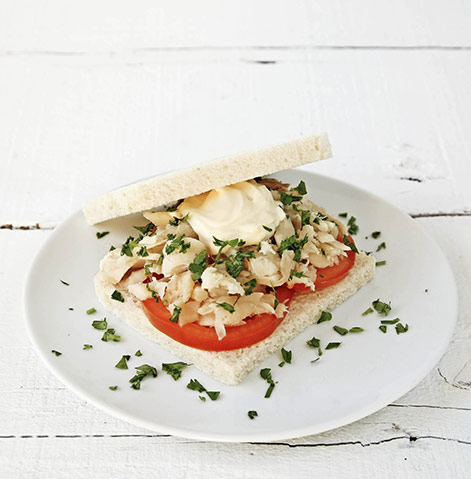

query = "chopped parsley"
(289, 270), (306, 280)
(60, 280), (69, 286)
(376, 261), (387, 267)
(165, 234), (188, 255)
(135, 350), (142, 357)
(199, 396), (206, 402)
(115, 355), (130, 370)
(376, 242), (386, 252)
(111, 290), (124, 303)
(260, 368), (276, 398)
(212, 237), (245, 263)
(347, 216), (359, 235)
(83, 344), (93, 350)
(342, 234), (359, 254)
(169, 305), (182, 323)
(349, 327), (364, 333)
(262, 225), (273, 232)
(109, 245), (116, 251)
(224, 250), (256, 278)
(169, 213), (189, 226)
(68, 308), (74, 311)
(137, 246), (149, 257)
(306, 336), (320, 348)
(281, 348), (292, 364)
(248, 410), (258, 420)
(280, 191), (303, 206)
(101, 328), (121, 342)
(379, 325), (387, 334)
(381, 318), (400, 325)
(362, 307), (374, 316)
(146, 284), (159, 303)
(291, 180), (307, 195)
(134, 222), (155, 235)
(162, 361), (189, 381)
(121, 236), (139, 257)
(395, 323), (409, 334)
(187, 379), (220, 401)
(243, 279), (257, 295)
(317, 311), (332, 324)
(372, 299), (391, 316)
(86, 307), (96, 315)
(92, 318), (108, 330)
(333, 325), (349, 336)
(311, 357), (320, 364)
(130, 364), (158, 390)
(338, 212), (348, 218)
(371, 231), (381, 239)
(278, 234), (308, 262)
(325, 342), (341, 350)
(300, 210), (311, 226)
(189, 250), (208, 281)
(51, 350), (62, 356)
(96, 231), (110, 239)
(109, 386), (118, 391)
(217, 302), (235, 313)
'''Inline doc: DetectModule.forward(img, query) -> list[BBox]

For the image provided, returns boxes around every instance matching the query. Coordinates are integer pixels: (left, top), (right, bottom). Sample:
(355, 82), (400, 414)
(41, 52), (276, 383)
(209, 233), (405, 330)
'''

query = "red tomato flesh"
(142, 238), (356, 351)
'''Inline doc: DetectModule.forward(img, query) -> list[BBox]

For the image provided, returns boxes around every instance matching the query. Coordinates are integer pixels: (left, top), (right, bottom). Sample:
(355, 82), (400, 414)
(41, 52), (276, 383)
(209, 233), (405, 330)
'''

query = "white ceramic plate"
(24, 170), (457, 442)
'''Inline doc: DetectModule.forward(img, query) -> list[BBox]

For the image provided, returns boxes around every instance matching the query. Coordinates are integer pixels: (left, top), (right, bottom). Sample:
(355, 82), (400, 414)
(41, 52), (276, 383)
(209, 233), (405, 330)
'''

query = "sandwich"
(83, 134), (375, 385)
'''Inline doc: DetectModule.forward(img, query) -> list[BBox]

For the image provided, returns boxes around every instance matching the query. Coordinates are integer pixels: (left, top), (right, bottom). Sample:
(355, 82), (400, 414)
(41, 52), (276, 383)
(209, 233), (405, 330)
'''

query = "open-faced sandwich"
(83, 134), (375, 385)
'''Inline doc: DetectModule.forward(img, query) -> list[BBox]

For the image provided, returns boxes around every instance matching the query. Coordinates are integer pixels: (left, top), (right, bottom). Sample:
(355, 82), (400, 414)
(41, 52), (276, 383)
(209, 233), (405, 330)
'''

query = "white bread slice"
(83, 134), (332, 225)
(94, 252), (375, 385)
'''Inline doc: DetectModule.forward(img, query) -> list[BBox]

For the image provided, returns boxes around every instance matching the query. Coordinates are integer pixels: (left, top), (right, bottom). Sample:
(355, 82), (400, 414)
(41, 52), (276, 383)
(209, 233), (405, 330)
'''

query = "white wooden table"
(1, 1), (470, 477)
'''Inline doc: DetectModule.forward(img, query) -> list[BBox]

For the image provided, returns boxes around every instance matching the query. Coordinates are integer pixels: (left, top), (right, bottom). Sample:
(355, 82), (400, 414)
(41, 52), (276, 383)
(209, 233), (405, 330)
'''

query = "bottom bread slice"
(95, 252), (375, 385)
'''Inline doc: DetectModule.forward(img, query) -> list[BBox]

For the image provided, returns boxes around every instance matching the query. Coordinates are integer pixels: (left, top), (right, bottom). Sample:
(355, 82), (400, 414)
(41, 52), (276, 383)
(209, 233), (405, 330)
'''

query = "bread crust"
(83, 133), (331, 225)
(94, 252), (375, 385)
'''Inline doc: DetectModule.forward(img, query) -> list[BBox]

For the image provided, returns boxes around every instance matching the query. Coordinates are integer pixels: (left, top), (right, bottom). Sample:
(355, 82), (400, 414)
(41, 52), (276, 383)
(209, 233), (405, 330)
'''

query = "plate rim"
(23, 170), (458, 442)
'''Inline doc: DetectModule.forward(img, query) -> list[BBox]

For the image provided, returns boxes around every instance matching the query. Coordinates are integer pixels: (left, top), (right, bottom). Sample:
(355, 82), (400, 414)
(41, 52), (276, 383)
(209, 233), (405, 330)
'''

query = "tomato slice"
(142, 285), (295, 352)
(142, 235), (357, 351)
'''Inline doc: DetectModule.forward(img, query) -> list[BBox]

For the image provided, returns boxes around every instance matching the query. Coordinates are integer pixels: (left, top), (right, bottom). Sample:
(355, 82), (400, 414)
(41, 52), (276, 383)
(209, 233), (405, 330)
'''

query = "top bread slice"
(82, 133), (332, 225)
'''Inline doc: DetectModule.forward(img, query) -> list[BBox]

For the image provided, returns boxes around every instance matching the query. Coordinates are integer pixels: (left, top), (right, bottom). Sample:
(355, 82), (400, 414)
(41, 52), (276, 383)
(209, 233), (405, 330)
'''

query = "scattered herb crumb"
(83, 344), (93, 350)
(260, 368), (276, 398)
(248, 410), (258, 420)
(347, 216), (359, 235)
(96, 231), (110, 239)
(306, 336), (320, 348)
(317, 311), (332, 324)
(381, 318), (400, 325)
(86, 307), (97, 315)
(68, 307), (74, 311)
(60, 280), (69, 286)
(376, 261), (387, 267)
(362, 307), (374, 316)
(376, 242), (386, 252)
(326, 342), (341, 350)
(281, 348), (292, 364)
(217, 302), (235, 314)
(111, 290), (124, 303)
(395, 323), (409, 335)
(187, 379), (220, 401)
(379, 325), (387, 334)
(371, 231), (381, 239)
(311, 357), (320, 364)
(349, 327), (364, 333)
(92, 318), (108, 330)
(109, 385), (118, 391)
(115, 355), (131, 370)
(199, 395), (206, 402)
(338, 212), (348, 218)
(135, 350), (142, 357)
(333, 325), (349, 336)
(372, 299), (391, 316)
(101, 328), (121, 342)
(162, 362), (189, 381)
(169, 305), (182, 323)
(130, 364), (158, 390)
(51, 350), (62, 356)
(425, 289), (429, 292)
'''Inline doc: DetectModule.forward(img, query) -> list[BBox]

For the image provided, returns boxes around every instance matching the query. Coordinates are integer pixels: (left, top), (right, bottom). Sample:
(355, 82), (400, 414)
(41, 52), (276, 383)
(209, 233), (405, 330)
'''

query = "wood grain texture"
(1, 50), (470, 224)
(1, 0), (471, 52)
(1, 217), (470, 477)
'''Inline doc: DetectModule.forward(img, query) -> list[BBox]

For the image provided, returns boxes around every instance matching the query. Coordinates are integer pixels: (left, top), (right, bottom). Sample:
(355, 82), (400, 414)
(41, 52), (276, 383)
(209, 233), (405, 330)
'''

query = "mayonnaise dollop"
(178, 181), (286, 254)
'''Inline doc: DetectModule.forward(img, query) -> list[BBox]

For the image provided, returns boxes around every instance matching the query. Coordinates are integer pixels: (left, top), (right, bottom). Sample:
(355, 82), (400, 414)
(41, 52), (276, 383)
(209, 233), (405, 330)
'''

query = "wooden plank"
(1, 50), (470, 224)
(1, 0), (471, 52)
(1, 216), (469, 478)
